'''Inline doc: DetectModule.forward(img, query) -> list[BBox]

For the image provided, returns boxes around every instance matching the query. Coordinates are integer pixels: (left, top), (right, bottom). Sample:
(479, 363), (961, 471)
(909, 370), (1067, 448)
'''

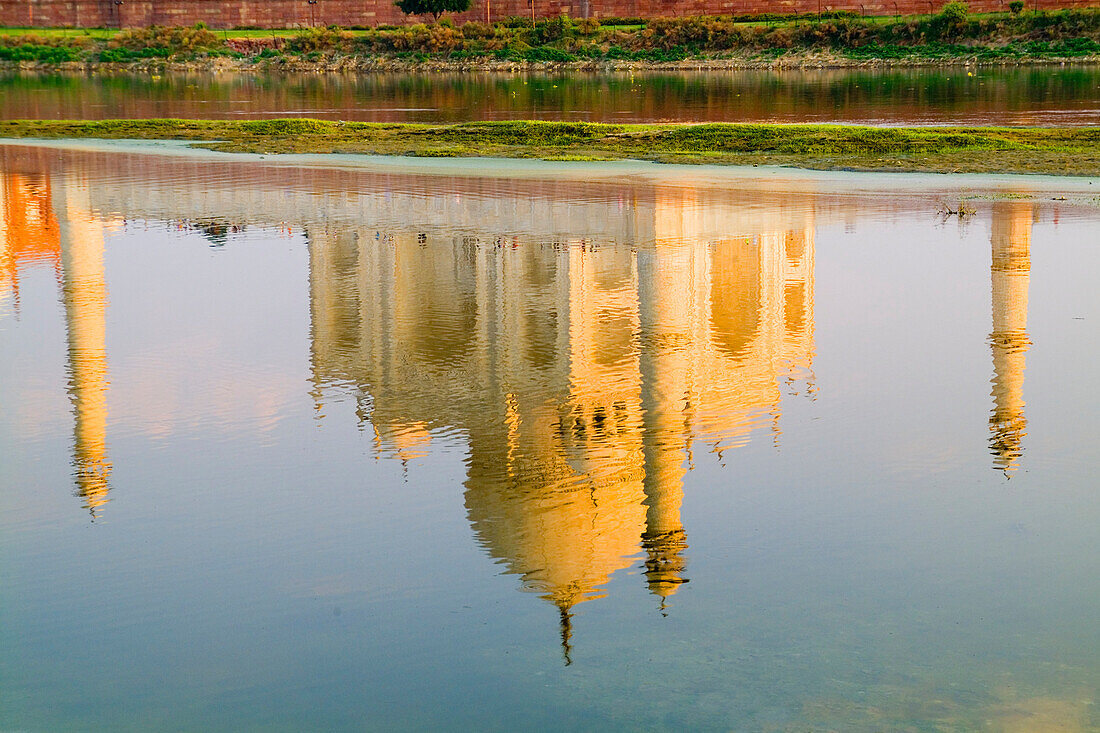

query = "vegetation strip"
(2, 6), (1100, 66)
(3, 119), (1100, 175)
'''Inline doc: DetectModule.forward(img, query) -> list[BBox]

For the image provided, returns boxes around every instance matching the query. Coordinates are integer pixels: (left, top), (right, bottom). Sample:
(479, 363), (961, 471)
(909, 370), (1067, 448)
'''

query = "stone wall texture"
(1, 0), (1092, 29)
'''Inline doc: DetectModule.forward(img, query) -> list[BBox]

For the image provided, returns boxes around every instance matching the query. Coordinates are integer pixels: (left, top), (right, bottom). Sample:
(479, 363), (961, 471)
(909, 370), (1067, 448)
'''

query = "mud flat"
(3, 118), (1100, 175)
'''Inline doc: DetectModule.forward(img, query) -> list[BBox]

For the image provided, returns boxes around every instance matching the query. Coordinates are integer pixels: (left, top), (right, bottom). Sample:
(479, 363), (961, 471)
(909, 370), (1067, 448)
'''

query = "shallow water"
(1, 143), (1099, 731)
(3, 66), (1100, 125)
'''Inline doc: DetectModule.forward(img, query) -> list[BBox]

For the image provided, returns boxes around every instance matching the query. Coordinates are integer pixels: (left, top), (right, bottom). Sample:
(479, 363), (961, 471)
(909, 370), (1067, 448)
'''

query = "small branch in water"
(939, 201), (977, 218)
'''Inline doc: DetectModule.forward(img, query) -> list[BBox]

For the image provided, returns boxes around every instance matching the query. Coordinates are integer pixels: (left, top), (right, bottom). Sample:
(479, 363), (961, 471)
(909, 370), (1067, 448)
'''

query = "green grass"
(0, 27), (118, 38)
(3, 118), (1100, 175)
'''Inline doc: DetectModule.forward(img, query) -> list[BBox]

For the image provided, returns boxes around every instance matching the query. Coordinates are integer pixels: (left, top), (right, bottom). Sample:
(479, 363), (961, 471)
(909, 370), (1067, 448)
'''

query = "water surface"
(3, 66), (1100, 125)
(1, 143), (1099, 730)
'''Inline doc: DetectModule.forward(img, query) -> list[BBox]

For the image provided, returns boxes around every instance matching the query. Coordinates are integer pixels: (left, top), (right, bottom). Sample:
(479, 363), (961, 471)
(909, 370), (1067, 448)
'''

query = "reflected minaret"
(1, 170), (62, 310)
(54, 173), (112, 517)
(988, 201), (1033, 474)
(636, 241), (692, 605)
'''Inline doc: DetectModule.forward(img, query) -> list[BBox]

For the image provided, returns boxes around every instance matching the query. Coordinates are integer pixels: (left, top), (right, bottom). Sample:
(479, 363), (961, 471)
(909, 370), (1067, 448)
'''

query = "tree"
(933, 1), (970, 37)
(938, 1), (969, 25)
(394, 0), (472, 22)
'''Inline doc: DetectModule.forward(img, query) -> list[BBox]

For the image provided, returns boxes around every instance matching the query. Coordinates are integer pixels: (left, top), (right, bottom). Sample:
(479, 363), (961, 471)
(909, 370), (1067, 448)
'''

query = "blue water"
(1, 143), (1098, 730)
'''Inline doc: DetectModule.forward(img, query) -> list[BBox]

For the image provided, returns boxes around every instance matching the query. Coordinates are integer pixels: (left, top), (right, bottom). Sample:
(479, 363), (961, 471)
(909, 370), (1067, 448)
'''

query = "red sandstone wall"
(1, 0), (1089, 30)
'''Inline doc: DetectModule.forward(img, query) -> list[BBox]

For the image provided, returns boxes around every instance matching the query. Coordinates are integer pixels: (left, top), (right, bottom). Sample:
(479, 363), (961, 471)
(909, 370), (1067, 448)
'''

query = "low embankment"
(4, 118), (1100, 175)
(2, 7), (1100, 69)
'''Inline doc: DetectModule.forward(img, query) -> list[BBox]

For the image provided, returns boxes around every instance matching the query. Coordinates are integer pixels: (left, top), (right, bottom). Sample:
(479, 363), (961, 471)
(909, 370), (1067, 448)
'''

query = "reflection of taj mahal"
(307, 185), (818, 660)
(0, 147), (1040, 659)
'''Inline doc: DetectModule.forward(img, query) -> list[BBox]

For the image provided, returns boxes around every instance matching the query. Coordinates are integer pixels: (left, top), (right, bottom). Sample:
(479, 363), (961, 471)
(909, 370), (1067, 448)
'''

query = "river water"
(1, 140), (1098, 730)
(3, 66), (1100, 125)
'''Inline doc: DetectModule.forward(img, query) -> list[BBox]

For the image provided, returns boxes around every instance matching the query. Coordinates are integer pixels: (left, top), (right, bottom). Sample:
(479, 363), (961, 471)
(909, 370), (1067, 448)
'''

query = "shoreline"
(8, 135), (1100, 190)
(2, 119), (1100, 176)
(4, 53), (1100, 73)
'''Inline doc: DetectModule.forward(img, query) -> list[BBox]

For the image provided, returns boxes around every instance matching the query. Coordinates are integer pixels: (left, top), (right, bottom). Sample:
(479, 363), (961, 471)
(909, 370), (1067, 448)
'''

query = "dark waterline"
(3, 66), (1100, 125)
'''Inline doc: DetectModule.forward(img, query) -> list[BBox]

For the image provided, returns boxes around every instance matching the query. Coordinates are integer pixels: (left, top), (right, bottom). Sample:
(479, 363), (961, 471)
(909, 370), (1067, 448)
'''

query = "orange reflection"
(1, 161), (112, 517)
(0, 170), (61, 307)
(57, 174), (112, 516)
(308, 183), (817, 662)
(989, 200), (1033, 475)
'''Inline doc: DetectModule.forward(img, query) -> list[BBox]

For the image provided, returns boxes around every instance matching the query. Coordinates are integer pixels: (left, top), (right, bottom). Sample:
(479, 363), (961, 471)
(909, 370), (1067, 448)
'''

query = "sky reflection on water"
(1, 144), (1099, 730)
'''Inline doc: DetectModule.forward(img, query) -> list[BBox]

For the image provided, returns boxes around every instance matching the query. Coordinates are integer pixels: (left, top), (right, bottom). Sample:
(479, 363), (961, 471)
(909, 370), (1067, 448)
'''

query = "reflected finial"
(641, 527), (689, 602)
(355, 394), (371, 431)
(989, 408), (1027, 475)
(558, 603), (573, 667)
(771, 406), (782, 450)
(310, 383), (324, 422)
(74, 451), (111, 521)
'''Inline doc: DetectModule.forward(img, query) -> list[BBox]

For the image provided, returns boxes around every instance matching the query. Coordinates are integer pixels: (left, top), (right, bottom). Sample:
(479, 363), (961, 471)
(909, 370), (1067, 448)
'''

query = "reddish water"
(3, 66), (1100, 125)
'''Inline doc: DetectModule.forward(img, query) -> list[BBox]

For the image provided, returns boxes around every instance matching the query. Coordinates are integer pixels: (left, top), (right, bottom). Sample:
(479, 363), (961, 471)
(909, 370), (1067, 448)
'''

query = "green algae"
(3, 118), (1100, 175)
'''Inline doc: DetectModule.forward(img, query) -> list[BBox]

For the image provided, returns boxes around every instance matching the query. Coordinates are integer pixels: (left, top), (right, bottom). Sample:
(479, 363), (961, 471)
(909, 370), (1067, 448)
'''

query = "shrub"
(1009, 0), (1024, 12)
(109, 24), (223, 55)
(939, 1), (970, 24)
(226, 37), (281, 55)
(98, 46), (172, 61)
(0, 43), (82, 62)
(365, 23), (465, 52)
(286, 27), (353, 53)
(460, 21), (494, 39)
(533, 14), (572, 43)
(0, 34), (92, 62)
(929, 1), (972, 39)
(498, 16), (535, 28)
(596, 17), (648, 26)
(524, 46), (576, 61)
(575, 18), (599, 35)
(645, 17), (714, 49)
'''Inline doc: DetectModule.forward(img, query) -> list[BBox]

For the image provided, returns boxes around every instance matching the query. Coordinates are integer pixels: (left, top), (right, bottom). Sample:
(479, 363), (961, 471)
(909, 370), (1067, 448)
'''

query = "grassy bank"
(3, 118), (1100, 175)
(3, 7), (1100, 67)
